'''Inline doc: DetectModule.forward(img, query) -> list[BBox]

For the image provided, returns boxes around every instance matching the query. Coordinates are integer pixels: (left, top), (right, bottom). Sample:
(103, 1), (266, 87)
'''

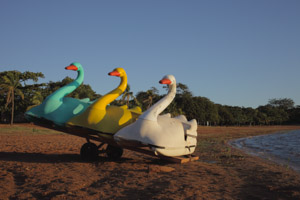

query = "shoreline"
(229, 130), (300, 174)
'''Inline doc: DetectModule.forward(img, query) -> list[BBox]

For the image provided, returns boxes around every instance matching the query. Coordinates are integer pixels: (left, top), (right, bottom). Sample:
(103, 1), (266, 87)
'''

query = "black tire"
(106, 145), (123, 160)
(80, 142), (98, 161)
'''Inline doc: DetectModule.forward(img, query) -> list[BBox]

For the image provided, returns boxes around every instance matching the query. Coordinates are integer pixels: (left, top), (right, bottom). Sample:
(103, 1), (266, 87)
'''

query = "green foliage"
(136, 83), (300, 126)
(136, 87), (160, 111)
(0, 71), (26, 124)
(1, 69), (300, 125)
(0, 71), (101, 123)
(268, 98), (294, 110)
(217, 105), (234, 125)
(20, 71), (45, 84)
(176, 83), (193, 98)
(111, 84), (141, 108)
(288, 106), (300, 124)
(43, 77), (101, 101)
(257, 105), (289, 125)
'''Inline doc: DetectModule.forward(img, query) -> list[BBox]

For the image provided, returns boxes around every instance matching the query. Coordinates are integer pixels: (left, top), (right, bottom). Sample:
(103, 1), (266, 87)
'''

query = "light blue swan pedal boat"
(25, 62), (93, 126)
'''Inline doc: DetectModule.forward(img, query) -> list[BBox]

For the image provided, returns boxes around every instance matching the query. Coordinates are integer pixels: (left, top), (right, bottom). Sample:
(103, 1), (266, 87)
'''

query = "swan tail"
(120, 105), (128, 109)
(128, 106), (142, 114)
(128, 106), (142, 121)
(186, 119), (198, 136)
(160, 113), (171, 118)
(174, 115), (188, 122)
(80, 98), (91, 103)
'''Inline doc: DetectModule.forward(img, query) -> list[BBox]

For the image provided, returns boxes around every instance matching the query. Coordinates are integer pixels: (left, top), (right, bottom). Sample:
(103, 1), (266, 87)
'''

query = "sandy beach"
(0, 124), (300, 199)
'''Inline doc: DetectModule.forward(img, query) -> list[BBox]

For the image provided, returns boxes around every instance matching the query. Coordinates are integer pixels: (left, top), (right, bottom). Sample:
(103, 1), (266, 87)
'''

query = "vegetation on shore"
(1, 70), (300, 125)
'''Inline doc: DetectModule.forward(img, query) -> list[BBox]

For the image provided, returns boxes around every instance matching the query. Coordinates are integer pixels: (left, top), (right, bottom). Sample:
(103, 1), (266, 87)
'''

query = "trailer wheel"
(80, 142), (98, 161)
(106, 145), (123, 160)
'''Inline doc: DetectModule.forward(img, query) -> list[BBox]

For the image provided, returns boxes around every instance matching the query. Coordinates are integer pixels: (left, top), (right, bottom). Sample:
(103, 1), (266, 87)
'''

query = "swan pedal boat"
(65, 67), (142, 134)
(25, 62), (94, 126)
(114, 75), (198, 157)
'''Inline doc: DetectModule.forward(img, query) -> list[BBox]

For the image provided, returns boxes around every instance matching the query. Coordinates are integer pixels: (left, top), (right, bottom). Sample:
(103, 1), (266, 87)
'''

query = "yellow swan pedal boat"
(66, 67), (142, 134)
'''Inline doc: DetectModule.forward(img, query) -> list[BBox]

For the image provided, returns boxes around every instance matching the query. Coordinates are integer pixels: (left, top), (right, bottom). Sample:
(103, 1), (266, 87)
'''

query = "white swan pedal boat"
(114, 75), (198, 157)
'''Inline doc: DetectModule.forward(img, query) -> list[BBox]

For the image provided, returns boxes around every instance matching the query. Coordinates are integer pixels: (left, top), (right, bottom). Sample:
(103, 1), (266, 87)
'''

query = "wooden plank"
(121, 145), (157, 157)
(158, 154), (199, 164)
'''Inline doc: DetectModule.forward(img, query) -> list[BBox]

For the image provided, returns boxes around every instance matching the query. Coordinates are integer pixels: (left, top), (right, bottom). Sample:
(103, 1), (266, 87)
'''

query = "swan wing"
(174, 115), (187, 122)
(80, 98), (91, 103)
(128, 106), (142, 114)
(160, 113), (171, 118)
(186, 119), (198, 135)
(120, 105), (128, 109)
(175, 117), (197, 136)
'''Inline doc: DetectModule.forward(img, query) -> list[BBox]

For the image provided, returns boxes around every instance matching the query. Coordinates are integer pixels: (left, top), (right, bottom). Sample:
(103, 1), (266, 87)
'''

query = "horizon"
(1, 0), (299, 108)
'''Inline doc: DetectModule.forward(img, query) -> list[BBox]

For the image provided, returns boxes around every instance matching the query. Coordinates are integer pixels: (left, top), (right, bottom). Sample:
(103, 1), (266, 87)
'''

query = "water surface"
(230, 130), (300, 173)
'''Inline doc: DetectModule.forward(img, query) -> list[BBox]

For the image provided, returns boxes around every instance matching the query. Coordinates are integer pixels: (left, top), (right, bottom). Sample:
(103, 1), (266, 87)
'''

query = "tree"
(225, 106), (247, 126)
(176, 83), (193, 98)
(0, 71), (24, 125)
(136, 87), (159, 110)
(288, 106), (300, 124)
(243, 107), (258, 126)
(26, 91), (44, 111)
(0, 70), (45, 123)
(268, 98), (294, 110)
(257, 105), (289, 125)
(163, 82), (193, 98)
(20, 71), (45, 85)
(178, 96), (207, 123)
(162, 83), (194, 118)
(204, 98), (219, 125)
(119, 84), (140, 107)
(163, 99), (184, 117)
(256, 111), (268, 125)
(217, 105), (234, 125)
(44, 77), (101, 101)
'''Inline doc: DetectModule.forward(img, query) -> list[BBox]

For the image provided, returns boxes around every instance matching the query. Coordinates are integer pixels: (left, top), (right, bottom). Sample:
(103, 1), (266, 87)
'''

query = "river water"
(229, 130), (300, 173)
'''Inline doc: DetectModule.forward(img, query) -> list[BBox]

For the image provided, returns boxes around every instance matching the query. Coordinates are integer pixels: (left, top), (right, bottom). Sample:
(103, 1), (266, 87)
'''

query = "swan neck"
(140, 82), (176, 121)
(46, 68), (84, 101)
(92, 75), (127, 110)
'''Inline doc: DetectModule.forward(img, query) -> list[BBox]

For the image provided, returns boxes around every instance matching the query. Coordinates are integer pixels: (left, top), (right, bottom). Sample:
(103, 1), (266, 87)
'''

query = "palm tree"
(120, 84), (141, 107)
(142, 87), (159, 109)
(0, 71), (24, 125)
(26, 91), (44, 111)
(120, 84), (132, 106)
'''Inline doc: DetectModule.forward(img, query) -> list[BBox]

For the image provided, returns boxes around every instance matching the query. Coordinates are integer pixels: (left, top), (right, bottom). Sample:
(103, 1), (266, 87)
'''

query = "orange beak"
(65, 65), (78, 71)
(159, 78), (172, 85)
(108, 70), (120, 77)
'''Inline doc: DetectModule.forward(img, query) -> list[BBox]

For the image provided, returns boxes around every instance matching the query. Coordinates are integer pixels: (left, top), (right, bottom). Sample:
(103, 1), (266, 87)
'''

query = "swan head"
(159, 75), (176, 85)
(108, 67), (126, 78)
(65, 62), (83, 71)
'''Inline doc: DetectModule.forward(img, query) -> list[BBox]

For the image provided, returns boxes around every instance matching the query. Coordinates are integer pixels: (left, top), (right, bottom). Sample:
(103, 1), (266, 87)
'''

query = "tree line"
(1, 70), (300, 125)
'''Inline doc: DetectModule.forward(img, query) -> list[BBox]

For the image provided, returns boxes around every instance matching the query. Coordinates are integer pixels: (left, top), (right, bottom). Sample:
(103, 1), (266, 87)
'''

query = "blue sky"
(1, 0), (299, 108)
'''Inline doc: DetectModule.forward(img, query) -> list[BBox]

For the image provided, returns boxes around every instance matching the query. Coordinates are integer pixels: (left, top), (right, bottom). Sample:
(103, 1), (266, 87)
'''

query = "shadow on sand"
(0, 151), (134, 164)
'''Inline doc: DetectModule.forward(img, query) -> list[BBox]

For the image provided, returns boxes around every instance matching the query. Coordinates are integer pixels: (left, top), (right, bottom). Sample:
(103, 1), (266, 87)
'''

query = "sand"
(0, 124), (300, 199)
